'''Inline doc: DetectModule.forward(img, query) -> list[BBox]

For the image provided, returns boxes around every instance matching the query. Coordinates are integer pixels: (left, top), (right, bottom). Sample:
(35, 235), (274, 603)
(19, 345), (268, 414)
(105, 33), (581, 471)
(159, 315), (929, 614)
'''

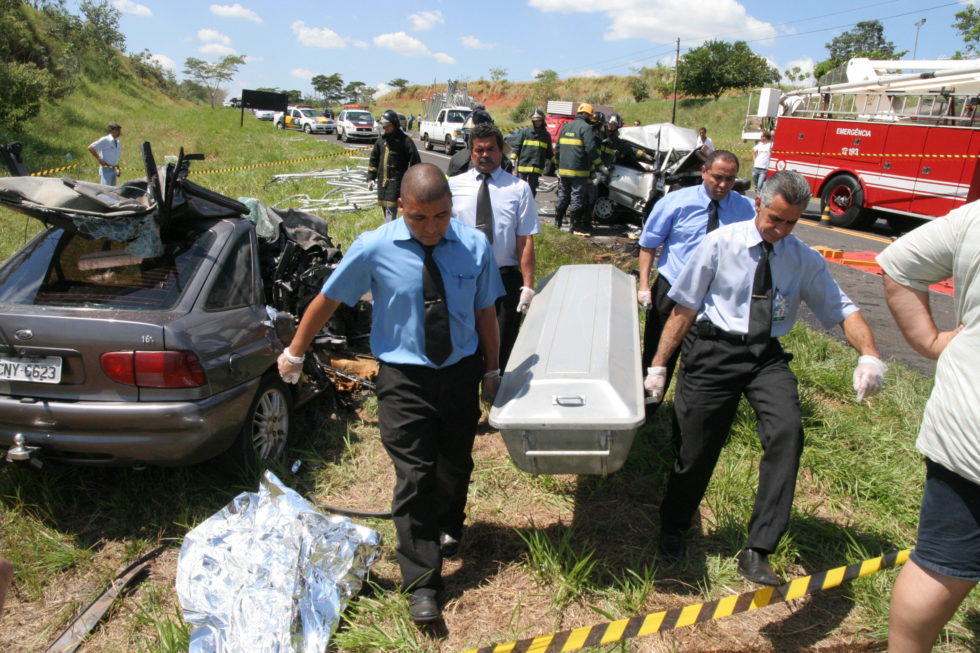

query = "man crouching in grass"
(278, 163), (503, 624)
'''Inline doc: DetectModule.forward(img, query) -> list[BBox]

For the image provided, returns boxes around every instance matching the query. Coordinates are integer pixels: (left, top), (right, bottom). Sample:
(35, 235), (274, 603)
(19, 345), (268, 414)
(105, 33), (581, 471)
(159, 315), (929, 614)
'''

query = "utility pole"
(913, 18), (926, 59)
(671, 38), (680, 124)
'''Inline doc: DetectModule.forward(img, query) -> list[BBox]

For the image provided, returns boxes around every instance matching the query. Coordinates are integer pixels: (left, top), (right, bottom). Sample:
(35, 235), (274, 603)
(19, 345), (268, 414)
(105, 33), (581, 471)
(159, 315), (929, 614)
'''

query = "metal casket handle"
(553, 394), (585, 406)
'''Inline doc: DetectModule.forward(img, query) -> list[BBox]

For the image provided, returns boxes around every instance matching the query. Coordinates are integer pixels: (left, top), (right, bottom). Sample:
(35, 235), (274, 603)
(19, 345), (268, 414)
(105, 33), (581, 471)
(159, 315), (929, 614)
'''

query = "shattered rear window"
(0, 227), (214, 310)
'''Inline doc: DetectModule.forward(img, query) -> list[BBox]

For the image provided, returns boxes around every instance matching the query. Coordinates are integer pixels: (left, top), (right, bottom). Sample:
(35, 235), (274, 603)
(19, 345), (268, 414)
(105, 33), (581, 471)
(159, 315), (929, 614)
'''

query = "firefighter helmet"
(378, 109), (400, 128)
(592, 111), (606, 126)
(577, 102), (594, 116)
(608, 113), (623, 127)
(530, 108), (545, 122)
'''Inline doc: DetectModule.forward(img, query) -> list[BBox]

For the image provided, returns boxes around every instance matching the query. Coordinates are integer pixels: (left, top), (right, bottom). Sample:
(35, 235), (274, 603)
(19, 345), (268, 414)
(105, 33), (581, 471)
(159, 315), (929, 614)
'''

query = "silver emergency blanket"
(175, 471), (381, 653)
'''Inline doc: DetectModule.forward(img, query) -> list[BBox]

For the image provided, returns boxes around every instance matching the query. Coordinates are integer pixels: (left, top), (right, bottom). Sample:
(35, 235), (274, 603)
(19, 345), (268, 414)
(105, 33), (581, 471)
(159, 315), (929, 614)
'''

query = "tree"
(814, 20), (906, 80)
(311, 73), (344, 105)
(533, 69), (558, 102)
(489, 67), (507, 82)
(388, 77), (409, 90)
(783, 66), (812, 85)
(343, 80), (370, 104)
(79, 0), (125, 57)
(183, 54), (246, 108)
(628, 77), (650, 102)
(953, 5), (980, 58)
(677, 40), (779, 99)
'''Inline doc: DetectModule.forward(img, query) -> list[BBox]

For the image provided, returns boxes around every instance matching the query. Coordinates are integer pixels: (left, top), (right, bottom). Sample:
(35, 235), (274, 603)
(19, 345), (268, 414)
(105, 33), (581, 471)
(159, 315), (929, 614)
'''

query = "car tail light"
(101, 351), (206, 388)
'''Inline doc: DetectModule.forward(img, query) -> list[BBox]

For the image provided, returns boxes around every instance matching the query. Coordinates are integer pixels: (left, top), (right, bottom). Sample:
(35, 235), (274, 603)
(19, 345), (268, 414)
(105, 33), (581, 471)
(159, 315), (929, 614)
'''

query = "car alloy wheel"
(245, 377), (292, 462)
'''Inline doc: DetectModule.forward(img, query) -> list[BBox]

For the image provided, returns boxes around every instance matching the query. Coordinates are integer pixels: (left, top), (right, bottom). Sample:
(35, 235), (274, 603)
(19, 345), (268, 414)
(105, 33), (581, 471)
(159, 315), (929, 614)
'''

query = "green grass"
(2, 77), (978, 652)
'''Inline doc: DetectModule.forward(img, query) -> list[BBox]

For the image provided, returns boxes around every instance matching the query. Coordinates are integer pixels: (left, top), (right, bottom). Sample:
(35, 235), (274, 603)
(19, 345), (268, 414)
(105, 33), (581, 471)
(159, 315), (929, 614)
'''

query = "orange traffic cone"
(820, 205), (832, 227)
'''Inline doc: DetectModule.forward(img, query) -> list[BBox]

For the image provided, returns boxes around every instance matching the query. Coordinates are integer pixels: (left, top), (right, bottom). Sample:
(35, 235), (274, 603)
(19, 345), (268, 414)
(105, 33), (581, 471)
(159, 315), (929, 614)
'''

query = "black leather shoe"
(658, 531), (686, 561)
(408, 592), (440, 623)
(439, 532), (460, 558)
(737, 548), (781, 586)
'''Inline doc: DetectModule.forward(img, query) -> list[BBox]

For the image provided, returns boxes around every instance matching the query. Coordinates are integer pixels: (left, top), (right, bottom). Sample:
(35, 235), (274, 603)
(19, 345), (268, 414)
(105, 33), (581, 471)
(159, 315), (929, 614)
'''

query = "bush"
(0, 61), (56, 124)
(510, 97), (535, 123)
(629, 78), (650, 102)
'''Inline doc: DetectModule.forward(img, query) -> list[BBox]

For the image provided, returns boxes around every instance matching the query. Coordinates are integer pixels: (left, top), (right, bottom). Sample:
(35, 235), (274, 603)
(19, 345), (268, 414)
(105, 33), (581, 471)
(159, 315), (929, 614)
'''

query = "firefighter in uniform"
(553, 103), (599, 232)
(369, 110), (421, 222)
(601, 113), (655, 168)
(509, 108), (553, 197)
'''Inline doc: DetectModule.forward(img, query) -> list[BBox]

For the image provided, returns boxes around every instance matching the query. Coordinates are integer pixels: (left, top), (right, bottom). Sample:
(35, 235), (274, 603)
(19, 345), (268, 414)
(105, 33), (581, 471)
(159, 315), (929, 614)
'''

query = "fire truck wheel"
(821, 174), (873, 228)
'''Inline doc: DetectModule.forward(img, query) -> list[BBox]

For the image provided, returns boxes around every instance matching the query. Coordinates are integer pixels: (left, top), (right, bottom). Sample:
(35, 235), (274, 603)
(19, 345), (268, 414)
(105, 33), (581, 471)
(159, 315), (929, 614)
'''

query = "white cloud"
(373, 31), (456, 64)
(198, 29), (231, 45)
(408, 10), (444, 31)
(292, 68), (315, 80)
(244, 55), (264, 63)
(528, 0), (777, 45)
(291, 21), (349, 48)
(375, 82), (395, 96)
(199, 43), (237, 55)
(568, 68), (602, 78)
(149, 53), (175, 70)
(112, 0), (151, 16)
(461, 35), (495, 50)
(210, 3), (262, 23)
(352, 40), (369, 48)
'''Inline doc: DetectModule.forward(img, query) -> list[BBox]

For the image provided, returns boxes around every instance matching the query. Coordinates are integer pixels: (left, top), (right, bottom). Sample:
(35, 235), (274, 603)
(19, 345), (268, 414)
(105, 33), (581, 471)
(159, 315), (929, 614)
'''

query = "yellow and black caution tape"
(25, 146), (371, 178)
(462, 548), (910, 653)
(28, 162), (84, 177)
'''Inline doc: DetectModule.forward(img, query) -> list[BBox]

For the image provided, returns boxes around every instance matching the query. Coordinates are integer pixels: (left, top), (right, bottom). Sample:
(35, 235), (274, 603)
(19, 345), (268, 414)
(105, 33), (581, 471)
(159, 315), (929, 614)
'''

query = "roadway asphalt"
(329, 132), (951, 378)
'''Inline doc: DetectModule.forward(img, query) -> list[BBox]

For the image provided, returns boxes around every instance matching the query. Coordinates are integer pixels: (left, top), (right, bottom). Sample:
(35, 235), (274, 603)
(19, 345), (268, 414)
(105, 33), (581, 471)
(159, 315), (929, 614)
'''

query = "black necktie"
(476, 174), (494, 243)
(706, 199), (720, 233)
(747, 241), (774, 358)
(421, 244), (452, 365)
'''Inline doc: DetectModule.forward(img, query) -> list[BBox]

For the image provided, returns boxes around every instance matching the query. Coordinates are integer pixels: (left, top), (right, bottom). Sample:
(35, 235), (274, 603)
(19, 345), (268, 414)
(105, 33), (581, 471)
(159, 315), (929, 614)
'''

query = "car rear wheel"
(821, 174), (875, 229)
(423, 134), (433, 151)
(223, 374), (293, 470)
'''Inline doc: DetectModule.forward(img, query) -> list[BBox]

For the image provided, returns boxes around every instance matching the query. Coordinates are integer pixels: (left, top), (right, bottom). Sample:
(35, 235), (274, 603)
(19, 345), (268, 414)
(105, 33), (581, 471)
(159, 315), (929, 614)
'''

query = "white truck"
(419, 106), (472, 154)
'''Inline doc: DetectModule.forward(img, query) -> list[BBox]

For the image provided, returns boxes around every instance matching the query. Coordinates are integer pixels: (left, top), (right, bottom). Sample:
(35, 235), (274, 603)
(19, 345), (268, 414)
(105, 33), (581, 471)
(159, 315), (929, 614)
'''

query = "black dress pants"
(376, 353), (482, 593)
(641, 275), (682, 410)
(496, 266), (523, 372)
(659, 333), (804, 553)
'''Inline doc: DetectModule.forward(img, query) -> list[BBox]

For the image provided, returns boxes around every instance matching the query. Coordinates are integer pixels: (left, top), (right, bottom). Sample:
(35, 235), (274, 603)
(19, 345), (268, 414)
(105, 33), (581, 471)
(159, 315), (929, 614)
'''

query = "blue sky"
(73, 0), (976, 100)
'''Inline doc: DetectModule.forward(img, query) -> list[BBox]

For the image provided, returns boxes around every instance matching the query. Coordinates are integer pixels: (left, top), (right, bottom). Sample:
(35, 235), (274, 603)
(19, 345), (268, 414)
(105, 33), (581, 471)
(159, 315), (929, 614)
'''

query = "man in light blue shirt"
(278, 163), (504, 623)
(646, 170), (886, 586)
(87, 122), (122, 186)
(449, 122), (540, 371)
(637, 151), (755, 405)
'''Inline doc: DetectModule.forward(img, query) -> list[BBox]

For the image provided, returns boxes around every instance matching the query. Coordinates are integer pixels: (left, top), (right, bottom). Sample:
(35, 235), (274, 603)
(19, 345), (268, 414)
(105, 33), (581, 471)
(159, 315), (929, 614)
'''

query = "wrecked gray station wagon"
(0, 144), (367, 467)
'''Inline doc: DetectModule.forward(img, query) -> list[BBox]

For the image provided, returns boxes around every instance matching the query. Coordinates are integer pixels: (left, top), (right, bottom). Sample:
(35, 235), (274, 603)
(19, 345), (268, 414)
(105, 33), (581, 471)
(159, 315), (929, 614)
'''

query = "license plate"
(0, 355), (62, 384)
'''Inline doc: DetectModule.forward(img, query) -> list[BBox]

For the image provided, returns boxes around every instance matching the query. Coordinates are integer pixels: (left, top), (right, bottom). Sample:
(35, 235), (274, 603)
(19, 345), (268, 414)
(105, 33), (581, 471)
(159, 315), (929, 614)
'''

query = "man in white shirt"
(696, 127), (714, 155)
(449, 122), (539, 371)
(752, 131), (772, 191)
(87, 123), (122, 186)
(646, 170), (886, 585)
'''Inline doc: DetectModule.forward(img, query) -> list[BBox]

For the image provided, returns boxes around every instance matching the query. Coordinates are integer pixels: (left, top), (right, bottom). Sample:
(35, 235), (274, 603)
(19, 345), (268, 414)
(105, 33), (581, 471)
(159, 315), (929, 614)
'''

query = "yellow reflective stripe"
(517, 165), (543, 173)
(558, 168), (590, 177)
(524, 140), (548, 148)
(559, 137), (583, 146)
(379, 199), (397, 207)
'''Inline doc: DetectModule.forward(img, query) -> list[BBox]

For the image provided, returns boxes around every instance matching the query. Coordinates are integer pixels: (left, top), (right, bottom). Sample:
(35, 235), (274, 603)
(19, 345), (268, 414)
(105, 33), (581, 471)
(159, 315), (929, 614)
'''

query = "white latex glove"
(277, 346), (304, 384)
(481, 369), (501, 403)
(517, 286), (535, 313)
(637, 289), (652, 310)
(644, 366), (667, 403)
(853, 355), (887, 402)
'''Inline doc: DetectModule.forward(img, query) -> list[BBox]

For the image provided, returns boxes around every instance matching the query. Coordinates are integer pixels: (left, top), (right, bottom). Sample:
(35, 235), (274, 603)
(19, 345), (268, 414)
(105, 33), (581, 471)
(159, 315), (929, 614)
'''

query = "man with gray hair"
(646, 170), (886, 585)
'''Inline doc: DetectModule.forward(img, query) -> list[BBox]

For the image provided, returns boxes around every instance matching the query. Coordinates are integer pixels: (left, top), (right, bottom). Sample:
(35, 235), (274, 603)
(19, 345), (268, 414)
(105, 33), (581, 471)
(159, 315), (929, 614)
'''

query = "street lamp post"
(913, 18), (926, 59)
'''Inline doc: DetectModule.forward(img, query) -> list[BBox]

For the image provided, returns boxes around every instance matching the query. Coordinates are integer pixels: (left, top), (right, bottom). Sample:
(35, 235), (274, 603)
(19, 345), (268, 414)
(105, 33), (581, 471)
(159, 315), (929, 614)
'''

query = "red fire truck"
(747, 58), (980, 229)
